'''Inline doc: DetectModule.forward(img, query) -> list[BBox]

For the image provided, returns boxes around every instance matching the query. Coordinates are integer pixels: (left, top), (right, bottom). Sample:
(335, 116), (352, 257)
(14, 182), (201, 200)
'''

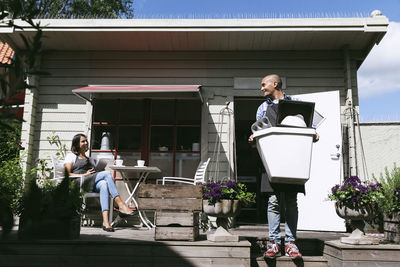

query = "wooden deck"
(2, 224), (400, 266)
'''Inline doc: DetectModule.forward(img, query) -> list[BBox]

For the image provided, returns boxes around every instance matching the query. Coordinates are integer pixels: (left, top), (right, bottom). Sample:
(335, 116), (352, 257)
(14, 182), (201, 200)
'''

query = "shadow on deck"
(1, 225), (400, 266)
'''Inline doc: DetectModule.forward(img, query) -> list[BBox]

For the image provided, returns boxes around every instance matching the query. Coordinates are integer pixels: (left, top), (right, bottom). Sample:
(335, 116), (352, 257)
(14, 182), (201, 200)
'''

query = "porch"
(2, 224), (400, 267)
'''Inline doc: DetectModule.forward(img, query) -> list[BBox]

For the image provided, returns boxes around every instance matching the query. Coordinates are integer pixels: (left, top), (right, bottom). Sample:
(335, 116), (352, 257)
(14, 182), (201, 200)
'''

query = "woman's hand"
(83, 169), (96, 176)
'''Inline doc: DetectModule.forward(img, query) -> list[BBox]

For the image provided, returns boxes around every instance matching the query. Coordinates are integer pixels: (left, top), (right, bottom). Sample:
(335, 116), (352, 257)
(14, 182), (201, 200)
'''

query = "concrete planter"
(202, 199), (240, 218)
(335, 203), (378, 245)
(384, 212), (400, 244)
(335, 203), (374, 221)
(203, 200), (241, 242)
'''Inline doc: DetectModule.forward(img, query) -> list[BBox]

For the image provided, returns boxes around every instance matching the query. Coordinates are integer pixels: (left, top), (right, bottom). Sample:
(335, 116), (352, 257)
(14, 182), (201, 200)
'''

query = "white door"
(294, 90), (345, 231)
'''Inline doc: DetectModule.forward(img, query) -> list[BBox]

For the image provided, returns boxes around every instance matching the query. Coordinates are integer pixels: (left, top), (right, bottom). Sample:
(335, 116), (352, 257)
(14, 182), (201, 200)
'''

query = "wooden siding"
(32, 50), (355, 177)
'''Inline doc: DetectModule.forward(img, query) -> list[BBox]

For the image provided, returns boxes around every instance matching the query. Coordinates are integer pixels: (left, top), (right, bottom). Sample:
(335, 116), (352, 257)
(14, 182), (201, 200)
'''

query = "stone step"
(254, 255), (329, 267)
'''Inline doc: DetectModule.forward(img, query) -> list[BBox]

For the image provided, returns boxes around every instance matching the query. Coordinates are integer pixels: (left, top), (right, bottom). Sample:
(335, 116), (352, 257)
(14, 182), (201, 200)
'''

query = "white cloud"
(358, 22), (400, 98)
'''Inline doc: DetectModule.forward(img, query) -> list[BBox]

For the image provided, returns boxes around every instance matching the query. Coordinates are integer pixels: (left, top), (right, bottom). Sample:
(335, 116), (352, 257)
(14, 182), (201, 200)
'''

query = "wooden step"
(254, 255), (329, 267)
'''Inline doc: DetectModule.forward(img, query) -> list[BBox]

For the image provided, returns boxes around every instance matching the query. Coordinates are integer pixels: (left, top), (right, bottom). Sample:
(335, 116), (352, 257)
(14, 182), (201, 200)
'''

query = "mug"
(137, 160), (145, 167)
(114, 159), (123, 166)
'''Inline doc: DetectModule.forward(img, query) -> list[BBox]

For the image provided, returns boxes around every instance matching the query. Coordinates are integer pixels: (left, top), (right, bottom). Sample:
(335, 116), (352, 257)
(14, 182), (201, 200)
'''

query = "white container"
(253, 127), (316, 184)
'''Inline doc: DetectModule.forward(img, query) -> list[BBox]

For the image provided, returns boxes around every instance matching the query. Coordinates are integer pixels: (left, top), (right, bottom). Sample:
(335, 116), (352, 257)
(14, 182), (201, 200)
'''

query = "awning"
(72, 85), (203, 103)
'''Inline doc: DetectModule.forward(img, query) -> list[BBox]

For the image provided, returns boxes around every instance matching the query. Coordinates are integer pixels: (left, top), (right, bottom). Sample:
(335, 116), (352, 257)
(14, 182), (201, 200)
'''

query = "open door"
(294, 90), (345, 231)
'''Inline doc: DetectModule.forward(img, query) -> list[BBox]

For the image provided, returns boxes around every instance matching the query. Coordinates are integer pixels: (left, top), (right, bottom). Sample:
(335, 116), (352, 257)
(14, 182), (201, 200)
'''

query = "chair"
(160, 158), (211, 185)
(50, 156), (113, 223)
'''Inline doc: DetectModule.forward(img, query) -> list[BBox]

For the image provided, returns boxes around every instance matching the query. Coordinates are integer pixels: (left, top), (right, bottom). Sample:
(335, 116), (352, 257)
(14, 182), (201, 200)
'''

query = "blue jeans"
(94, 171), (119, 211)
(267, 192), (298, 244)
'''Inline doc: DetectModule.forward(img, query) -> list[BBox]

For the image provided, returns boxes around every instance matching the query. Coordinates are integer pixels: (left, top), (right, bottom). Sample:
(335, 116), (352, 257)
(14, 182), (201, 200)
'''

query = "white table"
(110, 165), (161, 229)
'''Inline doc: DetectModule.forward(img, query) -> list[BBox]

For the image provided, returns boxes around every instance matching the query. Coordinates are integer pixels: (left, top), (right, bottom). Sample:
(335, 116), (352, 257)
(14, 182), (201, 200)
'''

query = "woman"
(64, 133), (136, 232)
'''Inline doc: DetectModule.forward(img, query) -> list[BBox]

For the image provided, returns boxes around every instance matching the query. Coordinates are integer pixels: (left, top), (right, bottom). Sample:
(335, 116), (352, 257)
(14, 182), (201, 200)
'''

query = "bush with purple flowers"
(373, 165), (400, 213)
(328, 176), (384, 209)
(203, 181), (256, 205)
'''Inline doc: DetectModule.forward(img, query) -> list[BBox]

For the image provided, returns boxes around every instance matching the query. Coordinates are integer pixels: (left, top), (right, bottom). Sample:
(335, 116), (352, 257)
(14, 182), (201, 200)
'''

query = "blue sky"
(133, 0), (400, 122)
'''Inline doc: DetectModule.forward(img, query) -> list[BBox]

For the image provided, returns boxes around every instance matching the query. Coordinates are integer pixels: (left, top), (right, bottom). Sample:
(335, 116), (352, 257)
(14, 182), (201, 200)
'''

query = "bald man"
(249, 74), (318, 260)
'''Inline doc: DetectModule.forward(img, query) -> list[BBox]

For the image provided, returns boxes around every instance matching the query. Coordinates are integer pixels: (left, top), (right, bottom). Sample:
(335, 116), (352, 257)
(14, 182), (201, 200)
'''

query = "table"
(109, 165), (161, 229)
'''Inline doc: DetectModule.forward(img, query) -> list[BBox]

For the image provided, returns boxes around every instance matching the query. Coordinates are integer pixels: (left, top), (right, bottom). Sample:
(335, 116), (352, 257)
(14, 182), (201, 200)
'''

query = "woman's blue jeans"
(94, 171), (119, 211)
(267, 192), (298, 244)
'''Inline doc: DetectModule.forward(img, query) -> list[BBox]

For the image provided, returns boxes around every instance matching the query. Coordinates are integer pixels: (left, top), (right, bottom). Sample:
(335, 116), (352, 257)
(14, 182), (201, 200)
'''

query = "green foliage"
(203, 181), (256, 206)
(2, 0), (134, 19)
(30, 158), (53, 180)
(0, 157), (24, 213)
(17, 174), (84, 220)
(47, 132), (67, 159)
(0, 117), (21, 163)
(328, 176), (384, 209)
(373, 164), (400, 214)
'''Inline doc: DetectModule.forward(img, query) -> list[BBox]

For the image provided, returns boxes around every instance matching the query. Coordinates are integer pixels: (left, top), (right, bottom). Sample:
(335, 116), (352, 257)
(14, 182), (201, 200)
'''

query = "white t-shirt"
(64, 153), (78, 165)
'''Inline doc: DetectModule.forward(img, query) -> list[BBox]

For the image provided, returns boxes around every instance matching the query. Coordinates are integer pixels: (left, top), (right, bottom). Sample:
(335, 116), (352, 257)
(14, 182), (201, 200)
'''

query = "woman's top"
(64, 153), (97, 192)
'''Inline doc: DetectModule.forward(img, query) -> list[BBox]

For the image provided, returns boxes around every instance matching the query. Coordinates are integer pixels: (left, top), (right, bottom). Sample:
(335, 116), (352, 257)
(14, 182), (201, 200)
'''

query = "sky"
(132, 0), (400, 122)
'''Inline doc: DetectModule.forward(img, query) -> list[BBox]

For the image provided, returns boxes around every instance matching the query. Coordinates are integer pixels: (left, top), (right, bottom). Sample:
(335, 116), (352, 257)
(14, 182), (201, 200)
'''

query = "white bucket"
(253, 127), (316, 184)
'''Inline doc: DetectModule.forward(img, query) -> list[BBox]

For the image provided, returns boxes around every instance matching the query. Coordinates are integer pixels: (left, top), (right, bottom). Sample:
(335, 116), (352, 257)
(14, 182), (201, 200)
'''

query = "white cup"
(114, 159), (123, 166)
(137, 160), (145, 167)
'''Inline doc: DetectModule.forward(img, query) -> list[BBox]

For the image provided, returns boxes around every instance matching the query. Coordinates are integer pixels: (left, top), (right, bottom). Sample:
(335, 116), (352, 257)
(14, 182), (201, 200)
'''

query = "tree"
(1, 0), (134, 19)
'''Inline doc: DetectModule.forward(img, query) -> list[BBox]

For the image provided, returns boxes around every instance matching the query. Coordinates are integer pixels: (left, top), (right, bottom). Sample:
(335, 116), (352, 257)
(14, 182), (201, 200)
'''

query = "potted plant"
(328, 176), (384, 244)
(202, 181), (255, 241)
(373, 165), (400, 243)
(203, 181), (255, 215)
(17, 174), (84, 240)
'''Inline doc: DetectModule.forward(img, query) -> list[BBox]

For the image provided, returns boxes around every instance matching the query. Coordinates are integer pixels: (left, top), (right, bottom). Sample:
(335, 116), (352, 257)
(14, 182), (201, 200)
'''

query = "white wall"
(356, 122), (400, 180)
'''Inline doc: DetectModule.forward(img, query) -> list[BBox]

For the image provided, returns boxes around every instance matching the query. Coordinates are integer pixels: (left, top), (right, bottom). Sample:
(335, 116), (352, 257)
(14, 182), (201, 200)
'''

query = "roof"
(0, 41), (14, 65)
(0, 14), (389, 64)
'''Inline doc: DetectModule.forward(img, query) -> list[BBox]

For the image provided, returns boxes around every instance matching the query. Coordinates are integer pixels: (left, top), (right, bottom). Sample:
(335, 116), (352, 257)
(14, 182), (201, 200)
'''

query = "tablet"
(94, 158), (107, 172)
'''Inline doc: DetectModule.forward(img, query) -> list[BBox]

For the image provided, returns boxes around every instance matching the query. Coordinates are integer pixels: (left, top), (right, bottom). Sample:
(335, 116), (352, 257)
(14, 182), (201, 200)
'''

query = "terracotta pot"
(203, 199), (240, 218)
(335, 203), (374, 220)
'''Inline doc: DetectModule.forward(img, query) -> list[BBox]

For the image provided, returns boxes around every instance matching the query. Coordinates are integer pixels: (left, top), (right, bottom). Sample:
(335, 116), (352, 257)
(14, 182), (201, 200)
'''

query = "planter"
(335, 203), (374, 221)
(335, 203), (378, 245)
(384, 213), (400, 244)
(202, 199), (241, 242)
(18, 215), (81, 240)
(202, 199), (240, 218)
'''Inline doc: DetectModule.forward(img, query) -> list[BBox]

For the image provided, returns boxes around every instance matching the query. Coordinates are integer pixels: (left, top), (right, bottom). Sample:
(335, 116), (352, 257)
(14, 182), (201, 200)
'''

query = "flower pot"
(384, 212), (400, 244)
(202, 199), (240, 218)
(335, 203), (374, 221)
(334, 203), (378, 245)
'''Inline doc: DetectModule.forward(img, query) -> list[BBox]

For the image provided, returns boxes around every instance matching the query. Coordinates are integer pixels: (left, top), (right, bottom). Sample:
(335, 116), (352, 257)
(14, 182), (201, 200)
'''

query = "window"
(91, 99), (201, 178)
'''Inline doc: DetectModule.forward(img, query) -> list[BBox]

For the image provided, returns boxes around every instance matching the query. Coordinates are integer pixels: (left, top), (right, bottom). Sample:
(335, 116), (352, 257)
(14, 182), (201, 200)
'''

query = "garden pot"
(202, 200), (241, 242)
(334, 203), (378, 245)
(202, 199), (240, 218)
(383, 213), (400, 244)
(18, 214), (81, 240)
(335, 203), (374, 221)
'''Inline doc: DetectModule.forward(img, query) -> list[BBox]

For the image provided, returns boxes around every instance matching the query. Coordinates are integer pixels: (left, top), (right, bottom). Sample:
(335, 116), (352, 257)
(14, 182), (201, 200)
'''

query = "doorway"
(234, 97), (267, 224)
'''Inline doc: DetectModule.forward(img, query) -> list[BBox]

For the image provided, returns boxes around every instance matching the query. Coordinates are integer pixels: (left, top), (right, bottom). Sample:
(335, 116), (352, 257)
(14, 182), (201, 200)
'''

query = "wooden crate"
(138, 184), (202, 241)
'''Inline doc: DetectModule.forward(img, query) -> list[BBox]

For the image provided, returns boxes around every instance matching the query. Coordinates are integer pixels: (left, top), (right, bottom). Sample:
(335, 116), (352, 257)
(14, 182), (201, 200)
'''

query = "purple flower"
(226, 181), (237, 189)
(331, 185), (340, 195)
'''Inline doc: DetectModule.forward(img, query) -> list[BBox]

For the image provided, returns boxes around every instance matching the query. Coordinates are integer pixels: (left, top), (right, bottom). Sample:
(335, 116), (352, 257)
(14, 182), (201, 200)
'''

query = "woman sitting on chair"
(64, 133), (136, 232)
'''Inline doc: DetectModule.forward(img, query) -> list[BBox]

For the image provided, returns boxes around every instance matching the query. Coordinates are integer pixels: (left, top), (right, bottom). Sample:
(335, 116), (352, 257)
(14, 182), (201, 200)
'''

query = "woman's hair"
(71, 133), (87, 155)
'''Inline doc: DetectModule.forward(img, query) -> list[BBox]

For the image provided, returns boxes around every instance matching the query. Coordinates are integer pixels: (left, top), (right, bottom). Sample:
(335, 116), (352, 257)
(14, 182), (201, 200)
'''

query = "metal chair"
(159, 158), (211, 185)
(51, 156), (113, 223)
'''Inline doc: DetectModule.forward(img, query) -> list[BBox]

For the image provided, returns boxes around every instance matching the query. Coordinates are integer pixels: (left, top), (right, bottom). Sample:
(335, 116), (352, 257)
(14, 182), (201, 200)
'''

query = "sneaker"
(285, 241), (302, 259)
(263, 241), (281, 259)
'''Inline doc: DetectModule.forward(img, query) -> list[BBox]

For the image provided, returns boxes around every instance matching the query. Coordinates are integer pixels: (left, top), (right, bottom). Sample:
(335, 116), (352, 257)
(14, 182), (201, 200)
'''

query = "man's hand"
(313, 133), (320, 143)
(248, 134), (254, 143)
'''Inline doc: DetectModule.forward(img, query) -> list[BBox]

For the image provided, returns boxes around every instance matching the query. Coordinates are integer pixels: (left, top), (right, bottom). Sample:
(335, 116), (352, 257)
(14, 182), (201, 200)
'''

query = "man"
(249, 74), (318, 260)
